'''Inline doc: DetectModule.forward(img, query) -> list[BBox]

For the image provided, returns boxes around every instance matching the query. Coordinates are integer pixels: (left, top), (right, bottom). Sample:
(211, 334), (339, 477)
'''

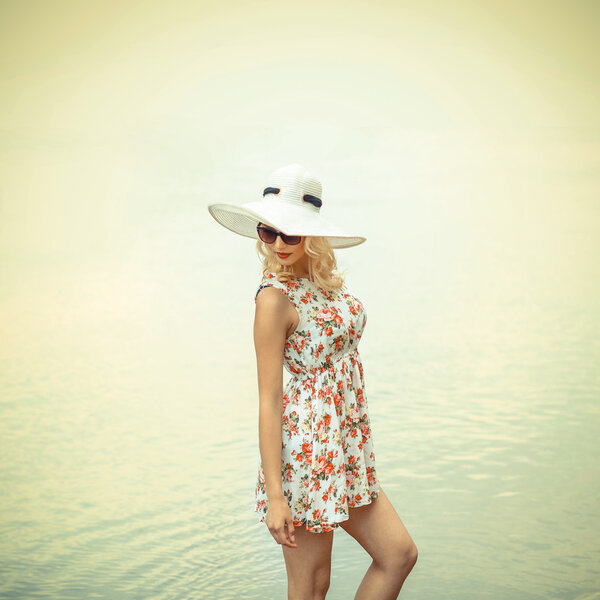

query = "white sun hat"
(207, 163), (366, 249)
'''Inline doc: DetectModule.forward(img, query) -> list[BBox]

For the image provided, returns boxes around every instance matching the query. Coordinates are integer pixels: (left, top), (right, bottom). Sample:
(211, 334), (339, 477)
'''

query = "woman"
(208, 163), (417, 599)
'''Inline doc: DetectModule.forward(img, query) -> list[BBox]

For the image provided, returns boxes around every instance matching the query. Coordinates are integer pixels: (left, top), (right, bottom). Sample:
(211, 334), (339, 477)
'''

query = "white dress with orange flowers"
(254, 271), (380, 533)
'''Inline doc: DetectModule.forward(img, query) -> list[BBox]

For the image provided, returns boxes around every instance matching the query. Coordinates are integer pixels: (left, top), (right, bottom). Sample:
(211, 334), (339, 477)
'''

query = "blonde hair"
(256, 235), (345, 291)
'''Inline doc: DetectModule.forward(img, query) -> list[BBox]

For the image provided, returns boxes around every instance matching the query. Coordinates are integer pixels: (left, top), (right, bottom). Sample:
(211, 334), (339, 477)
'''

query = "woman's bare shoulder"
(255, 284), (289, 307)
(254, 286), (292, 342)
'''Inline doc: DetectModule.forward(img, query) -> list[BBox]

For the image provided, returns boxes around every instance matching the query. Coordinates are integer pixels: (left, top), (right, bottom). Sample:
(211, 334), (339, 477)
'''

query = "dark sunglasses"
(256, 225), (302, 245)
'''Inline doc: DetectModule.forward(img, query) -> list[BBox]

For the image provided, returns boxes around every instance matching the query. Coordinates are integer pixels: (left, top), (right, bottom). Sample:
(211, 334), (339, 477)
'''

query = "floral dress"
(254, 270), (380, 533)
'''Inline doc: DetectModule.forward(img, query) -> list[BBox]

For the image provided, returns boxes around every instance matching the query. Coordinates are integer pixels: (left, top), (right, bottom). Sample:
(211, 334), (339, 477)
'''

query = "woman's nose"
(274, 236), (288, 251)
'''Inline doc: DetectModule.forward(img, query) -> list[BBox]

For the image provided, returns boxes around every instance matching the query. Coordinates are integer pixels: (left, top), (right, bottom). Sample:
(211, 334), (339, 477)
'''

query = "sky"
(0, 0), (598, 268)
(1, 0), (598, 139)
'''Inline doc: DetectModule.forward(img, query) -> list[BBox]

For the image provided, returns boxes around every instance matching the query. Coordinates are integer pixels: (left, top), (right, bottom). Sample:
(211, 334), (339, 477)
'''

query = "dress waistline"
(291, 348), (360, 380)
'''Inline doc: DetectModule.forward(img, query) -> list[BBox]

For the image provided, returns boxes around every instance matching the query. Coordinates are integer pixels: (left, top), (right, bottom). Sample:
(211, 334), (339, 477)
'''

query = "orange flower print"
(313, 343), (324, 360)
(333, 393), (342, 410)
(367, 466), (376, 486)
(317, 420), (325, 438)
(293, 337), (306, 352)
(316, 455), (327, 473)
(316, 308), (335, 322)
(300, 291), (314, 304)
(283, 462), (294, 482)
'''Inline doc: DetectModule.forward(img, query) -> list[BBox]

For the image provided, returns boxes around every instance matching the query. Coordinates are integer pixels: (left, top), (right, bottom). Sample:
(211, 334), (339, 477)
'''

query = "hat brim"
(207, 201), (366, 249)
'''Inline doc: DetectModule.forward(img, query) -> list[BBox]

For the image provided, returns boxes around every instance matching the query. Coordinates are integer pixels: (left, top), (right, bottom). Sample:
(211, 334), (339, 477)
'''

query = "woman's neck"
(292, 257), (311, 280)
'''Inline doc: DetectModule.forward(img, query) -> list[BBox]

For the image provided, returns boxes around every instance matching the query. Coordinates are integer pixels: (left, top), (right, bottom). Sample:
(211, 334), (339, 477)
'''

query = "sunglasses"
(256, 225), (302, 245)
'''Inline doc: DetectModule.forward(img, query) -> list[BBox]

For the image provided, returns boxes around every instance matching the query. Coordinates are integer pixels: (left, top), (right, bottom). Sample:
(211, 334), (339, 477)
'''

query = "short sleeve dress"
(254, 270), (380, 533)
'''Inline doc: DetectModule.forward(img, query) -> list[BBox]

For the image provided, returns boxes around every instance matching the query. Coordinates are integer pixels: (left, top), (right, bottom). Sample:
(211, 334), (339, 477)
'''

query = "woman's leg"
(339, 486), (418, 600)
(282, 527), (334, 600)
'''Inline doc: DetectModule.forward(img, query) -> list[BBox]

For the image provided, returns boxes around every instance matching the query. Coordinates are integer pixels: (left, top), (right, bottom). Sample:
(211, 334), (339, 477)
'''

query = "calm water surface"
(1, 133), (599, 599)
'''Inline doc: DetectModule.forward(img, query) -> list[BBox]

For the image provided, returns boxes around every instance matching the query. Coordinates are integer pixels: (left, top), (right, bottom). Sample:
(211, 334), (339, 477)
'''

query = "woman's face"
(258, 222), (308, 269)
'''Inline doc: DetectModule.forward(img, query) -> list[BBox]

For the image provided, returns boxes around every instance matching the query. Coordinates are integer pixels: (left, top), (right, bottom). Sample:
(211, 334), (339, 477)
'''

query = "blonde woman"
(208, 164), (417, 599)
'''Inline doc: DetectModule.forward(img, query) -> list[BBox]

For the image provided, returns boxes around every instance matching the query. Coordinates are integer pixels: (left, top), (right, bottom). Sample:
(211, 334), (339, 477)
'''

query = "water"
(0, 129), (599, 599)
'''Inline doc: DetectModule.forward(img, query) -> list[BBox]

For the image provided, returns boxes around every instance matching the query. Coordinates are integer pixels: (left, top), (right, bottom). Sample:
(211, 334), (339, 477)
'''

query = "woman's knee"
(405, 540), (418, 570)
(287, 565), (330, 600)
(313, 566), (331, 597)
(377, 538), (418, 574)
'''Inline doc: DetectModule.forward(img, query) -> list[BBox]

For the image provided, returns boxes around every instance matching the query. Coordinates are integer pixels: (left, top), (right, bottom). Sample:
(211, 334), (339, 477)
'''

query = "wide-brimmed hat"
(207, 163), (366, 249)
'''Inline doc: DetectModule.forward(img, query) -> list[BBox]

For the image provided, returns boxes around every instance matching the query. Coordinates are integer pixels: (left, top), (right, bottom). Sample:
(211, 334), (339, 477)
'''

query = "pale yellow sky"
(0, 0), (598, 267)
(0, 0), (598, 137)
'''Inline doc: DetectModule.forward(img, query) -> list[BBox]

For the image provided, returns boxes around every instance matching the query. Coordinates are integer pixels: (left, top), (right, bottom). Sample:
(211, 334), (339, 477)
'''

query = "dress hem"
(255, 486), (381, 534)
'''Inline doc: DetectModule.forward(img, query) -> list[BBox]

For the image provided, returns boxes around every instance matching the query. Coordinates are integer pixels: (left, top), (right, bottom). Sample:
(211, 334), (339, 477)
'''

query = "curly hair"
(256, 235), (345, 291)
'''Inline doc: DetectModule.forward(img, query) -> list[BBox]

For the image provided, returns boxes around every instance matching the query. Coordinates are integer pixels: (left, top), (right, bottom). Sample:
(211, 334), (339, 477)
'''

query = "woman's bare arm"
(254, 287), (297, 547)
(254, 287), (289, 500)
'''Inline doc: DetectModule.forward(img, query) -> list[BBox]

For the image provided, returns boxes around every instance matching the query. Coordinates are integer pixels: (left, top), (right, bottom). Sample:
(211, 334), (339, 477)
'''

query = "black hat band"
(263, 187), (322, 208)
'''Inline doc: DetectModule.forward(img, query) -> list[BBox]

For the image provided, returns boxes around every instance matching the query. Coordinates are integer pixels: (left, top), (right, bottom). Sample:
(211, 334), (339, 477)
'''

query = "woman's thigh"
(339, 486), (417, 568)
(282, 527), (334, 590)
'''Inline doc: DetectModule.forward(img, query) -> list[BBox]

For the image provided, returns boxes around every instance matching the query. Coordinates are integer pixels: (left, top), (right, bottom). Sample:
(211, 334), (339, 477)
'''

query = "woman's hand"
(266, 497), (297, 548)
